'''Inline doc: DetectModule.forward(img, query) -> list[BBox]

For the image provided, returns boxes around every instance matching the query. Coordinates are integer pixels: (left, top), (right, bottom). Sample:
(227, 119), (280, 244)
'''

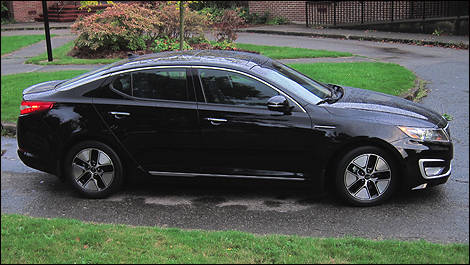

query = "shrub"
(151, 37), (192, 52)
(187, 35), (210, 45)
(212, 40), (237, 50)
(213, 9), (246, 42)
(71, 3), (162, 52)
(267, 15), (289, 25)
(71, 2), (208, 53)
(157, 3), (209, 39)
(244, 11), (270, 24)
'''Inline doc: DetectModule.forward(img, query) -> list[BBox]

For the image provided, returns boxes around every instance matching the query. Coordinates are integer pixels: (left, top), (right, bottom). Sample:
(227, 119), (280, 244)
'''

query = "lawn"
(236, 43), (353, 59)
(1, 214), (468, 264)
(287, 62), (416, 96)
(24, 40), (118, 65)
(1, 34), (56, 55)
(1, 70), (88, 122)
(0, 62), (416, 123)
(25, 40), (354, 65)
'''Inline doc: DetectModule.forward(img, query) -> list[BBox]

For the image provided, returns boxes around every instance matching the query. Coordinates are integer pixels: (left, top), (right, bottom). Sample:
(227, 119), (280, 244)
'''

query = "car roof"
(104, 50), (275, 73)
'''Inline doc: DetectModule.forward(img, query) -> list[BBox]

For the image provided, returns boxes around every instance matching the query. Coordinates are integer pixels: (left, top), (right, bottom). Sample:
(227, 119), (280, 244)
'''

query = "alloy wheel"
(343, 153), (391, 201)
(72, 148), (115, 192)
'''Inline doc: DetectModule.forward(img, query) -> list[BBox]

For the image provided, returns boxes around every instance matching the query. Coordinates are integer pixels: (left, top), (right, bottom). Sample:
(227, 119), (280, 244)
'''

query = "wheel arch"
(324, 136), (405, 190)
(56, 131), (135, 180)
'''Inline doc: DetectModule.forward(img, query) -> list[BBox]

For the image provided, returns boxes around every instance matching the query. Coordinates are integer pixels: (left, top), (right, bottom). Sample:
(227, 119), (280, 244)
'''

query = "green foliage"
(244, 11), (270, 24)
(72, 2), (207, 53)
(79, 1), (114, 12)
(267, 15), (289, 25)
(1, 214), (468, 264)
(213, 40), (237, 50)
(187, 35), (209, 45)
(1, 1), (13, 24)
(151, 37), (192, 52)
(442, 113), (454, 121)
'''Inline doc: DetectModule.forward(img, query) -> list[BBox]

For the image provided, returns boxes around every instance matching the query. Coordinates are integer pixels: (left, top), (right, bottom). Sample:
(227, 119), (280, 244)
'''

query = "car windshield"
(253, 61), (332, 105)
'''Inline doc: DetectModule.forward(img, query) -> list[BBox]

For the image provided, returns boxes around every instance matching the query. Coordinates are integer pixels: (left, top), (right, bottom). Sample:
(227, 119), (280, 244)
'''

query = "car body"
(17, 50), (453, 206)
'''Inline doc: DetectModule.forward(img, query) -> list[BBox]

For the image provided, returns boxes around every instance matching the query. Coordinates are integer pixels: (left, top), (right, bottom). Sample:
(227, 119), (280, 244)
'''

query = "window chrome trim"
(418, 159), (451, 179)
(57, 65), (307, 113)
(192, 66), (306, 113)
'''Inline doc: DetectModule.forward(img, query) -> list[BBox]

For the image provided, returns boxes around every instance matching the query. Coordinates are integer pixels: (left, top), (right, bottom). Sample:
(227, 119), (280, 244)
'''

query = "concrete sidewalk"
(1, 22), (74, 31)
(239, 24), (469, 48)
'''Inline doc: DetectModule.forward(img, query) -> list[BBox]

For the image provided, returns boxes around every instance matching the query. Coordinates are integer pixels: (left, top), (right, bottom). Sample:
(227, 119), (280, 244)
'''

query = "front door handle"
(205, 117), (227, 125)
(109, 111), (130, 119)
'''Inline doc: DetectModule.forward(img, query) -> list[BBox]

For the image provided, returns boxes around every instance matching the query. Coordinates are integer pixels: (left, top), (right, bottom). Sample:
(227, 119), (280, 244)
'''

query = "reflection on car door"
(93, 67), (201, 173)
(192, 67), (316, 178)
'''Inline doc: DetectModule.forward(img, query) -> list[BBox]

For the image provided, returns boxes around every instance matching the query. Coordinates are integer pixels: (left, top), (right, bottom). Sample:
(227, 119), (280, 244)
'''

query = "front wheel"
(64, 141), (124, 198)
(335, 146), (398, 206)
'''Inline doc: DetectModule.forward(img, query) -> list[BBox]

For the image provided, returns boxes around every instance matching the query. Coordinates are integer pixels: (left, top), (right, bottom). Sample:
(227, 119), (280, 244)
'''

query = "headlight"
(398, 126), (449, 142)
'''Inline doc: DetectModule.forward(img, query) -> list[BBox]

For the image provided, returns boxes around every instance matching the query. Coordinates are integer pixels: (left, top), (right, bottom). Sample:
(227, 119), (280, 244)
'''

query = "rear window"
(111, 69), (190, 102)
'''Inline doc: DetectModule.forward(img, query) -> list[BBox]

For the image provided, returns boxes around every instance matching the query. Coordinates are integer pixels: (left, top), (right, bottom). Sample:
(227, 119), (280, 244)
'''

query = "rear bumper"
(18, 149), (58, 175)
(17, 113), (60, 176)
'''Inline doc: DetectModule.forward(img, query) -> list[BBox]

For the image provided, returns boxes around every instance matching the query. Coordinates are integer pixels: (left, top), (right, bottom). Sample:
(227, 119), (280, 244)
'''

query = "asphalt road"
(1, 33), (468, 244)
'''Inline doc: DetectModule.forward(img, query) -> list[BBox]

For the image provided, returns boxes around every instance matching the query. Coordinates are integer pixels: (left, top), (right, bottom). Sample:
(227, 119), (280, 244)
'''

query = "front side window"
(110, 69), (190, 101)
(198, 69), (278, 106)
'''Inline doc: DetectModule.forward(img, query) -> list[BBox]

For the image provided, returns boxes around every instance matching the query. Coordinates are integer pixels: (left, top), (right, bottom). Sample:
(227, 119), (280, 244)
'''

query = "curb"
(1, 122), (17, 137)
(1, 26), (71, 31)
(238, 29), (469, 49)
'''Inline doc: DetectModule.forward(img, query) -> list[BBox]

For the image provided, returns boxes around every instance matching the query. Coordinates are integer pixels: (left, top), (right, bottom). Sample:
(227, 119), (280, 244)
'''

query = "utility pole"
(179, 1), (184, 51)
(42, 0), (53, 61)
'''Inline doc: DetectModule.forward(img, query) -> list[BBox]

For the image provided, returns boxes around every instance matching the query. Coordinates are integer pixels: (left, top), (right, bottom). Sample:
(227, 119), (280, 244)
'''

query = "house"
(4, 1), (109, 23)
(248, 0), (468, 28)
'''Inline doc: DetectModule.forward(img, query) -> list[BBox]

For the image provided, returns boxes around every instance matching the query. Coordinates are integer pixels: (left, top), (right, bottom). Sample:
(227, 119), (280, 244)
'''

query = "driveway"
(1, 33), (468, 244)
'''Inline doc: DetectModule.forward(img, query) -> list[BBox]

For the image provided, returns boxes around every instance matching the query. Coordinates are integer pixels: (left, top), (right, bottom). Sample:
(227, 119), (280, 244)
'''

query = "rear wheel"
(64, 141), (123, 198)
(335, 146), (397, 206)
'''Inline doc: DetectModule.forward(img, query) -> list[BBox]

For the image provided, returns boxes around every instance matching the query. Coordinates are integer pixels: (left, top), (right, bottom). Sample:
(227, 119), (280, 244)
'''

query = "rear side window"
(111, 69), (190, 101)
(198, 69), (278, 106)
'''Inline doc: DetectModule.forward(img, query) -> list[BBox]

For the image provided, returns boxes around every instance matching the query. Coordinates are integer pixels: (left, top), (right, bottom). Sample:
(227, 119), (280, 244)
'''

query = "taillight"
(20, 101), (55, 115)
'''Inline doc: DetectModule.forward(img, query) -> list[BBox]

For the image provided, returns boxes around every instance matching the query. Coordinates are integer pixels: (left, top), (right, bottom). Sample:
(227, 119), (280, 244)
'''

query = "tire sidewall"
(335, 146), (398, 206)
(64, 141), (123, 198)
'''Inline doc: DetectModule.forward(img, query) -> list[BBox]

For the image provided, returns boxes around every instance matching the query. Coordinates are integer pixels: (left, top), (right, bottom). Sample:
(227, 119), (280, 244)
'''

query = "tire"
(334, 146), (398, 206)
(64, 141), (124, 198)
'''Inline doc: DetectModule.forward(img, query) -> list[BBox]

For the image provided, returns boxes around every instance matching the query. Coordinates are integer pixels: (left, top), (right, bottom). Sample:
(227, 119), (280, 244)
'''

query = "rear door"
(93, 67), (201, 173)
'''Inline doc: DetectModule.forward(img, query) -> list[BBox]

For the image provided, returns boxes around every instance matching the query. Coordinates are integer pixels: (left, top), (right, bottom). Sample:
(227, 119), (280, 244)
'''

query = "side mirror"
(267, 95), (292, 114)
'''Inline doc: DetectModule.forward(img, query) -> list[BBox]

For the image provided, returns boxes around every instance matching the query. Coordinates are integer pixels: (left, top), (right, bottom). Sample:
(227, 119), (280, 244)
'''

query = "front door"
(192, 67), (315, 178)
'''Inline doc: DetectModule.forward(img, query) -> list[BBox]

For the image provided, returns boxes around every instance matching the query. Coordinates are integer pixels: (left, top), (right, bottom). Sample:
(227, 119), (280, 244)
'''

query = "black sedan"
(17, 50), (453, 206)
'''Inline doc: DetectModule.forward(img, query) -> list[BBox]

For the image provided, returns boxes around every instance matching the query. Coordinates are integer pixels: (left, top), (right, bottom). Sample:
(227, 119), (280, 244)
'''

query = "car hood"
(324, 86), (447, 128)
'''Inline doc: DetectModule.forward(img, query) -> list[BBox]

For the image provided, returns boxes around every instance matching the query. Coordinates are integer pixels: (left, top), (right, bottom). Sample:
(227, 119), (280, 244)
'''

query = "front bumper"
(391, 138), (453, 190)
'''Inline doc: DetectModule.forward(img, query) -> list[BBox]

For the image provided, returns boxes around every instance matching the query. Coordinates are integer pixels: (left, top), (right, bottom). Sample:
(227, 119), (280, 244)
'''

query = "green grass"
(26, 40), (354, 65)
(1, 214), (468, 264)
(236, 43), (353, 59)
(25, 40), (119, 65)
(287, 62), (416, 96)
(1, 70), (88, 122)
(1, 34), (56, 55)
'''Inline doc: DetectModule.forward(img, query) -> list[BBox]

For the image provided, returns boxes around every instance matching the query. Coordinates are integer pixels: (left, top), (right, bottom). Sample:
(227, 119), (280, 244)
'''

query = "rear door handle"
(204, 117), (227, 125)
(109, 111), (130, 119)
